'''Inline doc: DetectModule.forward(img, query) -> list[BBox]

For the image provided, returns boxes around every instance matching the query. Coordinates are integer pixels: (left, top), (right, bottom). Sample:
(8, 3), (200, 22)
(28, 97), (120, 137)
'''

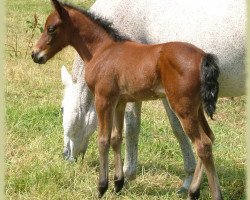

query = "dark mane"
(62, 3), (129, 42)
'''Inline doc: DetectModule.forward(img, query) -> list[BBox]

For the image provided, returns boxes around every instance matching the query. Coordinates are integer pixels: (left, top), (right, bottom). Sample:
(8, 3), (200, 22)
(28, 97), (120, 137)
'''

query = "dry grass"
(6, 0), (246, 199)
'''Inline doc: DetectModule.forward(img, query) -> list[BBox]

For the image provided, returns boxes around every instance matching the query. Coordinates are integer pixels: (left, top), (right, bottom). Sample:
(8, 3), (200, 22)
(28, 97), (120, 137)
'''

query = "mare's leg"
(95, 95), (114, 198)
(162, 99), (196, 192)
(111, 103), (126, 193)
(187, 157), (203, 199)
(124, 102), (142, 180)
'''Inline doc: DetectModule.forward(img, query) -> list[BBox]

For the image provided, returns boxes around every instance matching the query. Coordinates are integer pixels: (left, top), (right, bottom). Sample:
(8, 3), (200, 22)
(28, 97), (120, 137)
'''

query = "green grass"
(6, 0), (246, 199)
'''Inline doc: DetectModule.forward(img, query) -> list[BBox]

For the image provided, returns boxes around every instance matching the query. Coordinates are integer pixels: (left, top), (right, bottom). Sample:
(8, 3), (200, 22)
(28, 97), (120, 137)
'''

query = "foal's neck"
(69, 10), (114, 62)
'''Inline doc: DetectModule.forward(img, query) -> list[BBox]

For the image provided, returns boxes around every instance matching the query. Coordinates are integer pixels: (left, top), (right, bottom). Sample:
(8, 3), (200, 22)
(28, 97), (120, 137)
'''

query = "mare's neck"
(72, 54), (95, 112)
(69, 10), (114, 62)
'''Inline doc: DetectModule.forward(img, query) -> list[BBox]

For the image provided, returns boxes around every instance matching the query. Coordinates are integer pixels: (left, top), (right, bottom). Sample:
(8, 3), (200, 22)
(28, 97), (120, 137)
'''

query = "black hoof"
(114, 176), (124, 194)
(188, 189), (200, 200)
(98, 182), (108, 198)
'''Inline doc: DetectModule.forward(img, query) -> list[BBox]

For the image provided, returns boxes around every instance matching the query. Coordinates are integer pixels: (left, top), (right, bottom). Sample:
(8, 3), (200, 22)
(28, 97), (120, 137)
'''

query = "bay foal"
(32, 1), (221, 199)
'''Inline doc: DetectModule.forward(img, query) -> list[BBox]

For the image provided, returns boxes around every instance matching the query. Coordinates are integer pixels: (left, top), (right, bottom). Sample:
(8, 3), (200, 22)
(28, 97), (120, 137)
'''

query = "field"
(5, 0), (246, 199)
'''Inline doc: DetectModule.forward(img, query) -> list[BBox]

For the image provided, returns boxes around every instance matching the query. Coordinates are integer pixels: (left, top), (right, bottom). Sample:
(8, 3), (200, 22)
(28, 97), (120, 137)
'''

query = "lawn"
(5, 0), (246, 199)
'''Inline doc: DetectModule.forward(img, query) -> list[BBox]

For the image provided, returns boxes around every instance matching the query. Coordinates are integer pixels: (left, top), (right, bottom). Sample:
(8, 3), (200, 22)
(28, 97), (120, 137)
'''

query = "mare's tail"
(200, 53), (220, 119)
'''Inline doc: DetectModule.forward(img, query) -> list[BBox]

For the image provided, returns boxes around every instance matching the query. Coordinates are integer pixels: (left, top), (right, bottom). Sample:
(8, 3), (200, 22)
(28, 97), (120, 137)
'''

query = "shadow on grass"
(120, 156), (245, 199)
(73, 145), (245, 199)
(123, 181), (183, 198)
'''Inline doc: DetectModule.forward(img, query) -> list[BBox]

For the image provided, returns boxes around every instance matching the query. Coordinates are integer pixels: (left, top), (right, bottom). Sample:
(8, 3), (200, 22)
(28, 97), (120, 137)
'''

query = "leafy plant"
(25, 14), (44, 58)
(5, 14), (44, 58)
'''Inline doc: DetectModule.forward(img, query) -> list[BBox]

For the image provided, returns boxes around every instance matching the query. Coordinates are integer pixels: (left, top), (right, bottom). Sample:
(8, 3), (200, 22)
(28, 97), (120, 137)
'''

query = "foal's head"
(32, 0), (128, 64)
(31, 0), (73, 64)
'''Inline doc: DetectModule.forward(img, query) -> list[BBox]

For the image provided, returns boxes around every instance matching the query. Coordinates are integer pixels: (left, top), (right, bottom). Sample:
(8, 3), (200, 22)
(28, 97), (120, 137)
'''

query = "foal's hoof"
(98, 182), (108, 198)
(114, 176), (124, 194)
(188, 190), (200, 200)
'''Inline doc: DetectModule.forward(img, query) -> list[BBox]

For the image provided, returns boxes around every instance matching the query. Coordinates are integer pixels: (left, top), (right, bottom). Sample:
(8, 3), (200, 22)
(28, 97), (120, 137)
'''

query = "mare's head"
(61, 65), (97, 161)
(32, 0), (73, 64)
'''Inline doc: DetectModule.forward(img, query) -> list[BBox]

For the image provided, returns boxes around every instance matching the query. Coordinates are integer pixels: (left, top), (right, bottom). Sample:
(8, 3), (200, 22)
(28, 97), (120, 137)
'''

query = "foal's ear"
(51, 0), (69, 20)
(61, 65), (72, 86)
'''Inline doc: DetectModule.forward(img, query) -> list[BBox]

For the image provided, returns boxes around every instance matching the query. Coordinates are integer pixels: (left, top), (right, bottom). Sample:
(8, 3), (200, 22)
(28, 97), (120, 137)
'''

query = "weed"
(25, 14), (44, 58)
(5, 34), (21, 57)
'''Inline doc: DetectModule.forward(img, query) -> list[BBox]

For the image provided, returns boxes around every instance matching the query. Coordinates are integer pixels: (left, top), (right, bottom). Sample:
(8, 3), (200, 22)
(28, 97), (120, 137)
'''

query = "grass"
(5, 0), (246, 199)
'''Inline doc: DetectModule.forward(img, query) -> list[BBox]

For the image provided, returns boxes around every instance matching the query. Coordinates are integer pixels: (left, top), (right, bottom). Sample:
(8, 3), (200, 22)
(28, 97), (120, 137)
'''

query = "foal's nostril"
(31, 51), (46, 64)
(38, 56), (44, 63)
(31, 51), (35, 59)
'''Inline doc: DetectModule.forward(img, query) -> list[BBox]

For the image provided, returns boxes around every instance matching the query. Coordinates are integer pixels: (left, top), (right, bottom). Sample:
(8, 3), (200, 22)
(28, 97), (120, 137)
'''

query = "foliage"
(25, 14), (44, 58)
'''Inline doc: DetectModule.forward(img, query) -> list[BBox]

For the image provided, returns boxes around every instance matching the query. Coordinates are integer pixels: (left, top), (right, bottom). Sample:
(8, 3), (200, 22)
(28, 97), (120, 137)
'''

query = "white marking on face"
(37, 49), (47, 59)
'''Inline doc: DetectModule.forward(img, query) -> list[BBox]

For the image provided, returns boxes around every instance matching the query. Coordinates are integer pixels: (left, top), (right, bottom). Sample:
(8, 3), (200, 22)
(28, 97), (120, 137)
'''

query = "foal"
(32, 1), (221, 199)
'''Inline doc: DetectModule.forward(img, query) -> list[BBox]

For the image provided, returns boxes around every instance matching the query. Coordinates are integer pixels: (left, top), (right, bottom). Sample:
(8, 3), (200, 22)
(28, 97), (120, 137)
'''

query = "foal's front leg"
(95, 95), (114, 198)
(111, 103), (126, 193)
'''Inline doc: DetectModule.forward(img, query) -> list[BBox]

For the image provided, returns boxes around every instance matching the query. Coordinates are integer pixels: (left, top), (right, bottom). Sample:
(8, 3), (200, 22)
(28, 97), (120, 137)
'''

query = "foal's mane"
(62, 3), (129, 42)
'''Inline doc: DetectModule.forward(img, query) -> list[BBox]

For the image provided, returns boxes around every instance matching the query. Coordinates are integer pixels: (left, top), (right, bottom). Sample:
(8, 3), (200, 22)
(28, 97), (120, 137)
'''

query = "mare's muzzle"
(62, 147), (78, 162)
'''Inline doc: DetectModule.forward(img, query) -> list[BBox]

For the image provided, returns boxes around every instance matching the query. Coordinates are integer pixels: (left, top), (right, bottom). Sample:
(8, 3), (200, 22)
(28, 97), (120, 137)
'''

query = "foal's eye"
(47, 26), (56, 34)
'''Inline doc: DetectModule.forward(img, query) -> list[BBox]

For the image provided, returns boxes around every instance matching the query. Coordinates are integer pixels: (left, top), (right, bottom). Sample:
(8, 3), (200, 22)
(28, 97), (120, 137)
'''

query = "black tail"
(201, 53), (220, 119)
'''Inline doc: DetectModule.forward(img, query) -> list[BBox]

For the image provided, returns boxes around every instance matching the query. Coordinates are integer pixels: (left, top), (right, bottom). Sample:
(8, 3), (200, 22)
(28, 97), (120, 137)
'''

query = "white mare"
(61, 0), (245, 193)
(61, 63), (97, 162)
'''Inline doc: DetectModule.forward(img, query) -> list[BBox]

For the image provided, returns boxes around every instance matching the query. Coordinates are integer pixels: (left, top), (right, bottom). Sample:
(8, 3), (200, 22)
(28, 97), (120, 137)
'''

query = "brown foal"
(32, 1), (222, 199)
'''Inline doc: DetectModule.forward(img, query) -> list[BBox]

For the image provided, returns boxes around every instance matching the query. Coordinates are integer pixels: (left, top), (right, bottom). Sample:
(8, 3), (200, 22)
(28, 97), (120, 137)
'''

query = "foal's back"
(91, 0), (245, 97)
(86, 41), (204, 102)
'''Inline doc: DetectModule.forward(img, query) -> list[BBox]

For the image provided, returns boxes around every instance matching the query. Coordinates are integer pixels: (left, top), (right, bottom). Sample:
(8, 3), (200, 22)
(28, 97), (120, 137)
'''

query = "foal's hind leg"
(111, 103), (126, 193)
(198, 107), (215, 143)
(188, 156), (204, 199)
(188, 107), (217, 198)
(187, 118), (222, 200)
(180, 116), (222, 200)
(167, 98), (222, 200)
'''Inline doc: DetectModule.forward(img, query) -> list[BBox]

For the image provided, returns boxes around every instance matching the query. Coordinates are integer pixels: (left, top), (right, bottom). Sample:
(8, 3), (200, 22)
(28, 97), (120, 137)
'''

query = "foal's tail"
(200, 53), (220, 119)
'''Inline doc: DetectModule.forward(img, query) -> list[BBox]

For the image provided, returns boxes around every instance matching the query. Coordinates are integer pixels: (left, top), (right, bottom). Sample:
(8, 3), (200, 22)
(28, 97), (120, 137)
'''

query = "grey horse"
(61, 0), (245, 193)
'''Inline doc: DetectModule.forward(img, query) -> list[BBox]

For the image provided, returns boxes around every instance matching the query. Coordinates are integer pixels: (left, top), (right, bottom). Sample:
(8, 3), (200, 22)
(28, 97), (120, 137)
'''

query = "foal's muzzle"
(31, 50), (46, 64)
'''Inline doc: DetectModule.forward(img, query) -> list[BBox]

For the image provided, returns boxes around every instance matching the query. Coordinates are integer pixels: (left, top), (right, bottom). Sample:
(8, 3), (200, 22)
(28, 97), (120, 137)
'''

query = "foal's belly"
(119, 83), (166, 102)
